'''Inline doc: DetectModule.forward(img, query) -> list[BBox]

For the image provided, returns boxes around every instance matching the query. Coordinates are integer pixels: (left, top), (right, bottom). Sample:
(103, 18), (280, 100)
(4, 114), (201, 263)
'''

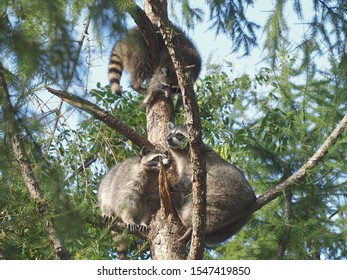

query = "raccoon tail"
(111, 230), (129, 260)
(108, 44), (123, 96)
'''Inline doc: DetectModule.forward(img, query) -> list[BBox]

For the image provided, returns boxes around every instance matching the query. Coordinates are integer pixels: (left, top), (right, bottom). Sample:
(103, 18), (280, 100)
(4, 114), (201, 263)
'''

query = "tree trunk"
(0, 64), (70, 260)
(147, 0), (207, 260)
(141, 0), (190, 260)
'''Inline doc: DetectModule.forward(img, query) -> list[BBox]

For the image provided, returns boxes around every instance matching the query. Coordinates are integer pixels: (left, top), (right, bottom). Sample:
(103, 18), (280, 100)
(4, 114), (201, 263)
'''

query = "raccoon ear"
(140, 146), (152, 157)
(167, 122), (175, 130)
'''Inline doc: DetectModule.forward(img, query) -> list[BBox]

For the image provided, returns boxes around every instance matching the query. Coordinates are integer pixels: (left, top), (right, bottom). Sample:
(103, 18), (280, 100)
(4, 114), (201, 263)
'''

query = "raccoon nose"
(163, 158), (172, 167)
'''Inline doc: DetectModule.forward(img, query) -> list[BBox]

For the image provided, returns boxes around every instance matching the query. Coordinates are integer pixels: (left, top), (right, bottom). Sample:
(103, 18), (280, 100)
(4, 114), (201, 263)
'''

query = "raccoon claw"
(102, 215), (114, 224)
(138, 225), (148, 233)
(127, 223), (137, 233)
(126, 223), (148, 233)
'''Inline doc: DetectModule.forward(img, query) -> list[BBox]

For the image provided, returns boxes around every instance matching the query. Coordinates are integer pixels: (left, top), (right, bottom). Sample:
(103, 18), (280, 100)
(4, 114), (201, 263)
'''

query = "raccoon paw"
(126, 223), (148, 233)
(102, 215), (114, 224)
(138, 224), (148, 233)
(127, 223), (139, 233)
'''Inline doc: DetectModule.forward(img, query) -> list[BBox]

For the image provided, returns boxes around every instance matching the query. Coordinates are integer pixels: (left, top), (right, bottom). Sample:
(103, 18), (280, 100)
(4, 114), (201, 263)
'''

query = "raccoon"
(98, 146), (171, 233)
(108, 24), (201, 106)
(166, 122), (256, 245)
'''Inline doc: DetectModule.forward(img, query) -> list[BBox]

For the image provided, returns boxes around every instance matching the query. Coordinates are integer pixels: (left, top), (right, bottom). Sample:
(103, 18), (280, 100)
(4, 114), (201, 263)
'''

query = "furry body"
(108, 24), (201, 106)
(166, 122), (256, 245)
(98, 147), (171, 232)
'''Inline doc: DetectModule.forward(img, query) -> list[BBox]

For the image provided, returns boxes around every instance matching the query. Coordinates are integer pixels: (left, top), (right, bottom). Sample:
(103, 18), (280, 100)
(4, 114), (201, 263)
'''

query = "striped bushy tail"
(108, 44), (123, 96)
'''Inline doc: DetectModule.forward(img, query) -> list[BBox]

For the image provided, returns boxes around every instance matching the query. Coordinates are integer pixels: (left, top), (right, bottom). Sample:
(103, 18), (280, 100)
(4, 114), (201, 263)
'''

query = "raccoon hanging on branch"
(108, 23), (201, 107)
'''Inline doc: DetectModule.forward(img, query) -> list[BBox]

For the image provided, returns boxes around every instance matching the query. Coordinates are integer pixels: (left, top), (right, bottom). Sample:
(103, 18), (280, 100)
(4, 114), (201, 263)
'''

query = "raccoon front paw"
(127, 223), (148, 233)
(138, 224), (148, 233)
(127, 223), (137, 233)
(102, 215), (114, 224)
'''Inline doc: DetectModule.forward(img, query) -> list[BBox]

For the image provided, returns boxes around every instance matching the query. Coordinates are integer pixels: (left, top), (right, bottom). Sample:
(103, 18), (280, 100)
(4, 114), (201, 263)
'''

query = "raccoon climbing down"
(108, 27), (152, 96)
(108, 24), (201, 106)
(166, 122), (256, 245)
(97, 146), (171, 233)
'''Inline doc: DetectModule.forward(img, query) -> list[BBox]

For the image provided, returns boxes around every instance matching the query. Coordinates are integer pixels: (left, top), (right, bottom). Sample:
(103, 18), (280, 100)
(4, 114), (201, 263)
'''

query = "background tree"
(0, 0), (346, 259)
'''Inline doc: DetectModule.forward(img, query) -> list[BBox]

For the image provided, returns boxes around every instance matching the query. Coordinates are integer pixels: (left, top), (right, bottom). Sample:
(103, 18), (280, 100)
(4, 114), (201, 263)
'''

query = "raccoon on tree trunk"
(108, 24), (201, 106)
(98, 147), (171, 259)
(98, 146), (171, 232)
(166, 122), (256, 245)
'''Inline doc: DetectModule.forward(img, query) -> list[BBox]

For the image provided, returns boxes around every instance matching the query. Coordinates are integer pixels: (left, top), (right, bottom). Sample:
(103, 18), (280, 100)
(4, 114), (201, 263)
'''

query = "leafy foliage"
(206, 0), (259, 55)
(0, 0), (346, 260)
(197, 48), (347, 260)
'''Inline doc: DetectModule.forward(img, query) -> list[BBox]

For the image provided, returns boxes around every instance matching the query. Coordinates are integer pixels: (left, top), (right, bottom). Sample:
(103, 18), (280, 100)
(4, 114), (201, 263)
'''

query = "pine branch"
(46, 16), (91, 154)
(249, 112), (347, 214)
(148, 0), (207, 260)
(46, 87), (152, 148)
(0, 64), (70, 260)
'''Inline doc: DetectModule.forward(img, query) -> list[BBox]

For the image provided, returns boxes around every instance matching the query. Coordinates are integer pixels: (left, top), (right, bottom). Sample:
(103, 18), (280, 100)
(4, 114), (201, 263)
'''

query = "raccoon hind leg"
(141, 68), (171, 107)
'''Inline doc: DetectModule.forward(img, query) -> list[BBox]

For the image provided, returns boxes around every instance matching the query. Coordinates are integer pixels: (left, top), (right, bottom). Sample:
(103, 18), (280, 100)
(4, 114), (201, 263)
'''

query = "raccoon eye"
(152, 156), (160, 162)
(176, 133), (185, 141)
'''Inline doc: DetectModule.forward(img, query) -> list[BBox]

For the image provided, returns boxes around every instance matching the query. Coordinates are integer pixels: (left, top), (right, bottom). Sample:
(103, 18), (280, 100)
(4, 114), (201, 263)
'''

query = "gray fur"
(98, 147), (171, 232)
(166, 122), (256, 245)
(108, 24), (201, 106)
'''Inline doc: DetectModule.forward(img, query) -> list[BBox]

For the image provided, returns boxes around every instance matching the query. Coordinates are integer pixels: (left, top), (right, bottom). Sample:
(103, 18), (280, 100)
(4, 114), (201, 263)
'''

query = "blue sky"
(86, 0), (317, 92)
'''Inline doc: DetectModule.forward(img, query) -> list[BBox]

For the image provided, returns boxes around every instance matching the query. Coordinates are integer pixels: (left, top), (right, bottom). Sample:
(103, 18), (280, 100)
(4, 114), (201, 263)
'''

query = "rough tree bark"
(42, 1), (347, 261)
(147, 159), (187, 259)
(147, 0), (207, 260)
(141, 0), (192, 260)
(0, 64), (70, 260)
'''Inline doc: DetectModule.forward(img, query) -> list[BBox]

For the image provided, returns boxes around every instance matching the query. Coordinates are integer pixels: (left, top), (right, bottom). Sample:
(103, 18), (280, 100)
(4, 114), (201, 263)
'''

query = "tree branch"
(248, 112), (347, 214)
(46, 16), (91, 154)
(46, 87), (153, 148)
(148, 0), (207, 260)
(126, 1), (161, 69)
(127, 1), (174, 149)
(0, 64), (70, 260)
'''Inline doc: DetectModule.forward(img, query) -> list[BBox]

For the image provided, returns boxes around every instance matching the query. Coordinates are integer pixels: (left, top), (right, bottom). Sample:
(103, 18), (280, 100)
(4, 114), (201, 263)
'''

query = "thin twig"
(248, 112), (347, 214)
(45, 17), (91, 154)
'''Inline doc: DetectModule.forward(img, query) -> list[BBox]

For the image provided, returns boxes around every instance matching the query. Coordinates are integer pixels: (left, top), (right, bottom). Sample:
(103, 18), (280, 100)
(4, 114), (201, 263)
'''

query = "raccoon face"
(140, 146), (171, 172)
(166, 122), (189, 149)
